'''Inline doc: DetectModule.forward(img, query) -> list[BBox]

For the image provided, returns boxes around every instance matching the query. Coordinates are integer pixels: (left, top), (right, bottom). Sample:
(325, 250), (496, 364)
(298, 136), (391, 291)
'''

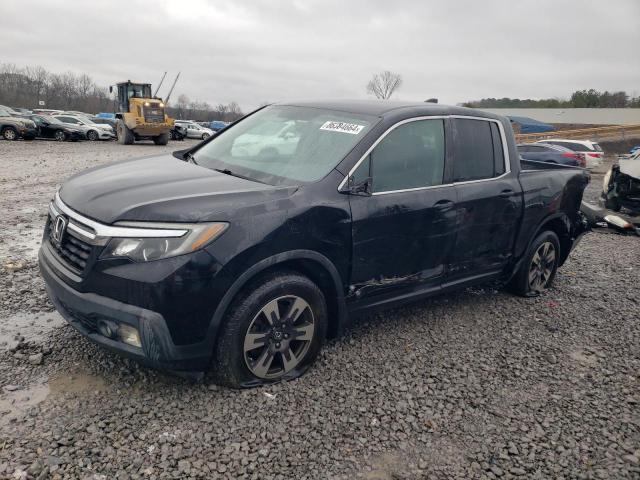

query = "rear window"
(453, 119), (506, 182)
(593, 143), (603, 152)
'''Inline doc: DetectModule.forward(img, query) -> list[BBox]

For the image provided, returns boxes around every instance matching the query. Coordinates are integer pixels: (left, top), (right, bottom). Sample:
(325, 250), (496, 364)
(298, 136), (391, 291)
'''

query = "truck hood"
(59, 154), (295, 224)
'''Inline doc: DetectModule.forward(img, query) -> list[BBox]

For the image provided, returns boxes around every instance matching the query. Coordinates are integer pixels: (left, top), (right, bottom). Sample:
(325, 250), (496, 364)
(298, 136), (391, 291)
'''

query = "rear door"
(348, 117), (458, 303)
(448, 117), (522, 281)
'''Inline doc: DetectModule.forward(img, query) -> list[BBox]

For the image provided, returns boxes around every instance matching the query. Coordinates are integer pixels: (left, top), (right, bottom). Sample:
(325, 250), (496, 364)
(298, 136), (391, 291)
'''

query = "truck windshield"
(192, 106), (377, 185)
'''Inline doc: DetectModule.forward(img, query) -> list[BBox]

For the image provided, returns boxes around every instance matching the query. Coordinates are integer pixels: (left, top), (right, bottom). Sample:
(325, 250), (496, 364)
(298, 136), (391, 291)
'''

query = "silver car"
(54, 114), (114, 141)
(175, 121), (214, 140)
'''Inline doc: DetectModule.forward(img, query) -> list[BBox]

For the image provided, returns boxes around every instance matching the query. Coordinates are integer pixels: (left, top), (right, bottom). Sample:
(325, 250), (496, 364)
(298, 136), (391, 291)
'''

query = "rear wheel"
(509, 231), (560, 297)
(116, 121), (134, 145)
(214, 271), (327, 388)
(153, 132), (169, 145)
(2, 127), (17, 141)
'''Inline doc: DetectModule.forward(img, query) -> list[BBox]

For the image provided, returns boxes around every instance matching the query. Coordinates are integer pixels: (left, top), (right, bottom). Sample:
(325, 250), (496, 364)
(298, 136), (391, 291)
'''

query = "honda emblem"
(51, 215), (68, 246)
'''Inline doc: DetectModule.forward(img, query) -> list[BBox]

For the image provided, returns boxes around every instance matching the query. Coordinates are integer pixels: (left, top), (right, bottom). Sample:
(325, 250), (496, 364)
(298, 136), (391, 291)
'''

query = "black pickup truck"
(39, 101), (589, 387)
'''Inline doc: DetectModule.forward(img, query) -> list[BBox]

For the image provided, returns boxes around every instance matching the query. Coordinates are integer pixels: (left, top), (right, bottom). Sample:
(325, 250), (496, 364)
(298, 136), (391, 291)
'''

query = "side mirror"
(340, 176), (372, 196)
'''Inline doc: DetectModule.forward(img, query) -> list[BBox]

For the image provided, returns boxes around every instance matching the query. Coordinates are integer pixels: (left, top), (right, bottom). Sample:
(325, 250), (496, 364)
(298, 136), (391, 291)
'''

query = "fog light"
(118, 324), (142, 347)
(97, 320), (116, 339)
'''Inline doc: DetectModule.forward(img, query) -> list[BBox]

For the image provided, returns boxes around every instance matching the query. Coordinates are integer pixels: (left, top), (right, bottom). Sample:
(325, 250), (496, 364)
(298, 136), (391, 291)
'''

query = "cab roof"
(276, 99), (502, 120)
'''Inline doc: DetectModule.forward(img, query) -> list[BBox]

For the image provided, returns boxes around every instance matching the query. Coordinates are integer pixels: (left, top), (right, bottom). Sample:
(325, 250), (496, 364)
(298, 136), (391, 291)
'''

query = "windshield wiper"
(213, 168), (264, 183)
(185, 152), (197, 164)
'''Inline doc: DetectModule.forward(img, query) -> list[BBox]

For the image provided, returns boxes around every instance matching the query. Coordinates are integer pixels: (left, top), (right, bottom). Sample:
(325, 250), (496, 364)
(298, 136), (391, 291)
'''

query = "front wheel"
(202, 132), (210, 140)
(2, 127), (17, 141)
(509, 231), (560, 297)
(87, 130), (99, 141)
(214, 271), (327, 388)
(116, 121), (134, 145)
(153, 132), (169, 145)
(54, 130), (66, 141)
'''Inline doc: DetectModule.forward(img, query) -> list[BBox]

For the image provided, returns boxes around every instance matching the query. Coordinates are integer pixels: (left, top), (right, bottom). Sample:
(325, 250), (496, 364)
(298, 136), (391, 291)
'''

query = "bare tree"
(366, 70), (402, 100)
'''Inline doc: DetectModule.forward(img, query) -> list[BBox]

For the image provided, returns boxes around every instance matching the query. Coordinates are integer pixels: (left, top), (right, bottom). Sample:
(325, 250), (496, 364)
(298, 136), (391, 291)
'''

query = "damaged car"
(39, 101), (589, 387)
(602, 159), (640, 213)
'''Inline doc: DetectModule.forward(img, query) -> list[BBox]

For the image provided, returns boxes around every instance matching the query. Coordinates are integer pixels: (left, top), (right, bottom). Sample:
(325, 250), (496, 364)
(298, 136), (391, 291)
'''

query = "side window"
(490, 122), (505, 175)
(453, 119), (501, 182)
(362, 119), (445, 193)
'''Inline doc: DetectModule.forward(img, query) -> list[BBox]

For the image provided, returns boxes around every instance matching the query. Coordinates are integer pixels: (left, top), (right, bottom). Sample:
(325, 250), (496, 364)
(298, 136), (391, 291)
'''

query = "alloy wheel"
(243, 295), (315, 379)
(528, 241), (556, 292)
(55, 131), (65, 141)
(4, 128), (16, 140)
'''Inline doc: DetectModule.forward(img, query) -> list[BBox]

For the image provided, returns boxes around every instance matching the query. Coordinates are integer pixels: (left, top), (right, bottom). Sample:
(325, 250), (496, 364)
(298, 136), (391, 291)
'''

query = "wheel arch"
(524, 213), (573, 269)
(207, 250), (348, 349)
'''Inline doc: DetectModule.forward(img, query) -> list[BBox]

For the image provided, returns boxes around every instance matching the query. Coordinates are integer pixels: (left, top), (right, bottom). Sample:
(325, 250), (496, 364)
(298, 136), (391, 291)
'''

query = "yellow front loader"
(111, 81), (174, 145)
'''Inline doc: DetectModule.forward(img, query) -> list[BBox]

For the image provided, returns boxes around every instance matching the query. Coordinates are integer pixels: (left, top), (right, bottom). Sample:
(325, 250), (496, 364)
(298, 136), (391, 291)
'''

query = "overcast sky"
(1, 0), (638, 111)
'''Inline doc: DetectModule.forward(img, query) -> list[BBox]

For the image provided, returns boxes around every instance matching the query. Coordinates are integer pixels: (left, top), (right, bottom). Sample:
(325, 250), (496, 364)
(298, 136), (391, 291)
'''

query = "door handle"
(499, 189), (514, 198)
(434, 200), (454, 210)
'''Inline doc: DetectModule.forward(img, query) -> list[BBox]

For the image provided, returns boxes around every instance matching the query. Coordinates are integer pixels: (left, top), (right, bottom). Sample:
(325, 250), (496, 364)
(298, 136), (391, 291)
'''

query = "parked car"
(0, 110), (38, 140)
(23, 114), (84, 141)
(53, 114), (114, 140)
(11, 107), (32, 115)
(209, 120), (229, 132)
(174, 120), (214, 140)
(517, 143), (586, 167)
(0, 104), (19, 115)
(89, 116), (117, 130)
(39, 101), (589, 387)
(169, 122), (188, 141)
(602, 157), (640, 212)
(32, 109), (63, 116)
(536, 139), (604, 169)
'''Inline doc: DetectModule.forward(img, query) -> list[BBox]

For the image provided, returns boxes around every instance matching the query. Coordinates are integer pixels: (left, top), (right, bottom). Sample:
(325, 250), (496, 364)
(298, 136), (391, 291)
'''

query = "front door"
(348, 118), (457, 305)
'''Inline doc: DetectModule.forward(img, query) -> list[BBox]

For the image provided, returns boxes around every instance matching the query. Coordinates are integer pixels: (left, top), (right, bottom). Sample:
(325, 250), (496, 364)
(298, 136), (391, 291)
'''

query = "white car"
(54, 114), (114, 141)
(174, 121), (214, 140)
(535, 139), (604, 169)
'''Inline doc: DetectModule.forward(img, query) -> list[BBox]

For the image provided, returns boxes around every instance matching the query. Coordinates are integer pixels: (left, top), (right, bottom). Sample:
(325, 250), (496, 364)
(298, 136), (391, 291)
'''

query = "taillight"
(587, 152), (601, 157)
(563, 152), (586, 167)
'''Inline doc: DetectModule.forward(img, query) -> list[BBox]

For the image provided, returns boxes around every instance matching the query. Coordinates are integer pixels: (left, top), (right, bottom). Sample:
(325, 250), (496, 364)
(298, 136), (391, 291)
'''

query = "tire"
(87, 130), (99, 141)
(2, 127), (17, 141)
(168, 130), (175, 140)
(508, 231), (560, 297)
(214, 271), (328, 388)
(116, 121), (134, 145)
(153, 132), (169, 145)
(202, 132), (210, 140)
(54, 130), (67, 142)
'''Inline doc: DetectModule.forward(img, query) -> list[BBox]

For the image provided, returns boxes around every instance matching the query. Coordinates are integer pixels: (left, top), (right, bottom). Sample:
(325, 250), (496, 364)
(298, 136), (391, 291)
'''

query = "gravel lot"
(0, 139), (638, 479)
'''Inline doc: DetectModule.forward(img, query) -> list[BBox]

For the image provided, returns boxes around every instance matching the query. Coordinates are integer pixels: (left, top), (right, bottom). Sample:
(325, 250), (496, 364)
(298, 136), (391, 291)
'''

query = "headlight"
(100, 222), (228, 262)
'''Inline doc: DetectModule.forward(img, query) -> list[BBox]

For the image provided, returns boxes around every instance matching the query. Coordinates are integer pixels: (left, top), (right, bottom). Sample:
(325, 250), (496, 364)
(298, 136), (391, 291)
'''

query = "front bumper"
(97, 130), (114, 140)
(20, 126), (38, 139)
(39, 245), (211, 372)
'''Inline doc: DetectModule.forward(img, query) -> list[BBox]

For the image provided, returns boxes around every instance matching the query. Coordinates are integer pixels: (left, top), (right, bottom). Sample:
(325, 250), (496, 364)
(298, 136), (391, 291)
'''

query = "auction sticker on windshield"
(320, 121), (365, 135)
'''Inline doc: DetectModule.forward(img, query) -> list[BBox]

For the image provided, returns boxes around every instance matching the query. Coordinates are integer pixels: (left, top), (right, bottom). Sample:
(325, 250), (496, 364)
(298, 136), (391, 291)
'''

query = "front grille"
(144, 105), (164, 123)
(45, 218), (94, 273)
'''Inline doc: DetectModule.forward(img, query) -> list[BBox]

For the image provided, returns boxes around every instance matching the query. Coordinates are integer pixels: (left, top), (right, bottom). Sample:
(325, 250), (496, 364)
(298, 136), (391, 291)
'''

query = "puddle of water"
(0, 372), (107, 426)
(0, 311), (65, 351)
(49, 372), (107, 394)
(0, 382), (50, 426)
